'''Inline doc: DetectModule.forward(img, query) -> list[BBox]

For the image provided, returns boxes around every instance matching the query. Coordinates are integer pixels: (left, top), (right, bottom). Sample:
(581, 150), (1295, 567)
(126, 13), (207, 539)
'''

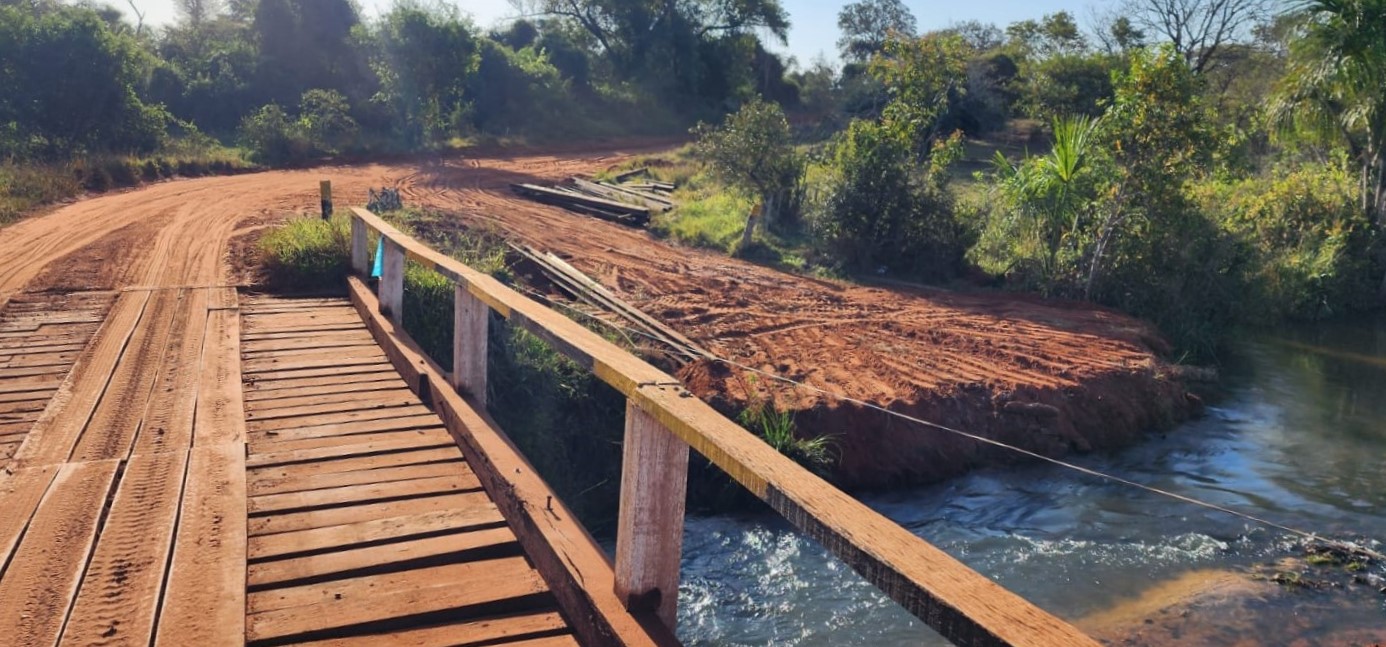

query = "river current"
(675, 318), (1386, 645)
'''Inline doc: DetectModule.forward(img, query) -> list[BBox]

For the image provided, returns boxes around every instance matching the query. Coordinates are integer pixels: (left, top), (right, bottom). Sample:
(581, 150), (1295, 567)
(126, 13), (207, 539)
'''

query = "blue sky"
(121, 0), (1108, 65)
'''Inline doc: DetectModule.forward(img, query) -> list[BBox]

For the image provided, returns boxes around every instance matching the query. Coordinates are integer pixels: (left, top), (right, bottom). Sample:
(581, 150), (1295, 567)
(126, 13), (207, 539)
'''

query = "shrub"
(1197, 164), (1376, 320)
(257, 215), (351, 291)
(238, 104), (313, 165)
(814, 120), (968, 280)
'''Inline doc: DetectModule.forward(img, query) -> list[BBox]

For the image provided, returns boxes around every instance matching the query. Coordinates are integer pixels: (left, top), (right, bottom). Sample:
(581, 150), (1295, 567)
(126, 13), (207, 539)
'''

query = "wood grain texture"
(614, 401), (689, 628)
(0, 460), (120, 647)
(452, 284), (488, 406)
(156, 443), (247, 647)
(379, 239), (405, 322)
(349, 208), (1102, 646)
(348, 277), (675, 647)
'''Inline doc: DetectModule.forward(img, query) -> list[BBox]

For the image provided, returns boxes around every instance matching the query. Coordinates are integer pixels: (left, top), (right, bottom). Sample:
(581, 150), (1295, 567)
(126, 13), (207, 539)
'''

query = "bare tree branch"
(1123, 0), (1269, 72)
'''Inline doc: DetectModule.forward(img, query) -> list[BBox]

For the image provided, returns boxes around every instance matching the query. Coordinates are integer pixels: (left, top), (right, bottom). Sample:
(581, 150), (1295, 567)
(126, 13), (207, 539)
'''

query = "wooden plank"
(247, 525), (516, 588)
(249, 460), (468, 497)
(246, 432), (454, 467)
(249, 472), (480, 515)
(0, 389), (56, 404)
(250, 490), (492, 537)
(348, 209), (1101, 646)
(71, 289), (183, 462)
(241, 339), (378, 357)
(155, 443), (247, 647)
(248, 447), (463, 482)
(242, 353), (386, 375)
(452, 284), (488, 406)
(244, 378), (403, 403)
(244, 371), (400, 394)
(247, 505), (505, 561)
(509, 635), (581, 647)
(351, 216), (370, 276)
(246, 404), (433, 434)
(61, 451), (189, 646)
(246, 387), (416, 413)
(193, 309), (245, 445)
(510, 183), (650, 217)
(291, 610), (569, 647)
(379, 239), (405, 322)
(0, 464), (60, 569)
(251, 427), (453, 455)
(614, 401), (689, 628)
(246, 558), (550, 640)
(244, 362), (401, 383)
(14, 291), (150, 467)
(242, 326), (365, 342)
(346, 276), (674, 647)
(245, 392), (421, 422)
(248, 414), (442, 444)
(133, 287), (208, 455)
(0, 460), (120, 647)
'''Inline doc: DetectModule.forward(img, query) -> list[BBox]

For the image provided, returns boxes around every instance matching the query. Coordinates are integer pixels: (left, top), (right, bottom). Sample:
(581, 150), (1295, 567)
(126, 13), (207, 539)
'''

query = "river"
(674, 318), (1386, 645)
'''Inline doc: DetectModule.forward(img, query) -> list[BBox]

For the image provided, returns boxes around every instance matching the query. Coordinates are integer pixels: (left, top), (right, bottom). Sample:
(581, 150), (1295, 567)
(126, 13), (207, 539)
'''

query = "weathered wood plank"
(247, 505), (504, 561)
(193, 308), (246, 445)
(614, 401), (689, 628)
(0, 460), (120, 647)
(452, 284), (488, 405)
(245, 431), (452, 467)
(347, 276), (674, 647)
(62, 451), (189, 646)
(246, 558), (550, 639)
(155, 443), (247, 647)
(248, 472), (479, 515)
(248, 447), (463, 481)
(290, 610), (569, 647)
(0, 464), (60, 569)
(14, 291), (150, 467)
(251, 427), (452, 455)
(248, 460), (467, 497)
(246, 404), (433, 434)
(246, 414), (442, 445)
(133, 287), (208, 455)
(379, 238), (405, 322)
(247, 525), (517, 588)
(250, 490), (492, 537)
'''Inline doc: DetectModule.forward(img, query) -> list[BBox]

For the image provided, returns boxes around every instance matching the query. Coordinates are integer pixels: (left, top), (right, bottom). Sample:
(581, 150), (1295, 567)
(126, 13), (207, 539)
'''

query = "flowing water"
(675, 318), (1386, 645)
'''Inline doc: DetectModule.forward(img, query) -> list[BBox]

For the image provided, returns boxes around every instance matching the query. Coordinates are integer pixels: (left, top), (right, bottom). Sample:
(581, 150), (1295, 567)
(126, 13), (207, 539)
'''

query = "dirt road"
(0, 142), (1192, 486)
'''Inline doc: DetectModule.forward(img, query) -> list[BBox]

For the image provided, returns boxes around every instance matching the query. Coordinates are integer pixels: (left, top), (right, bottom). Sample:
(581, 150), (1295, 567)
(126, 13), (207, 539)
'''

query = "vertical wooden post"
(350, 216), (369, 277)
(451, 284), (488, 405)
(319, 180), (333, 220)
(378, 239), (405, 322)
(614, 400), (689, 630)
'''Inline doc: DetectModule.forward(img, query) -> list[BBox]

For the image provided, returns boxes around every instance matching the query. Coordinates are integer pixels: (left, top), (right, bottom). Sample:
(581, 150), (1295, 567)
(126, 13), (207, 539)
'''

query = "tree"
(0, 5), (166, 157)
(1273, 0), (1386, 296)
(868, 32), (970, 156)
(1006, 11), (1088, 58)
(691, 99), (803, 238)
(836, 0), (916, 63)
(1123, 0), (1271, 72)
(369, 2), (480, 145)
(532, 0), (788, 101)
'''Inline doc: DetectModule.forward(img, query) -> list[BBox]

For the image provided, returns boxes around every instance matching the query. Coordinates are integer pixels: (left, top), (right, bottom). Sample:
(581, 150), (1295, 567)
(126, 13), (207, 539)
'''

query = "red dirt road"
(0, 142), (1192, 486)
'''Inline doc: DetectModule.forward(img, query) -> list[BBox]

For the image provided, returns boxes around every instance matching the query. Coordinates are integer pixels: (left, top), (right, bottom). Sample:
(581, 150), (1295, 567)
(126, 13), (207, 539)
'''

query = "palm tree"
(1272, 0), (1386, 294)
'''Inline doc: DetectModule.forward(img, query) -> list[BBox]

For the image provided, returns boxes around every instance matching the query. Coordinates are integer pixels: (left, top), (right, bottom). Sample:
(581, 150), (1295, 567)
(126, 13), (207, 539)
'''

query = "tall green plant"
(691, 99), (805, 234)
(1272, 0), (1386, 296)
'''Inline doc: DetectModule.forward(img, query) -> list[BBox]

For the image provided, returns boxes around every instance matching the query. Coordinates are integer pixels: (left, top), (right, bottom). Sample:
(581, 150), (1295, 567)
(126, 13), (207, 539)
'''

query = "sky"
(117, 0), (1112, 65)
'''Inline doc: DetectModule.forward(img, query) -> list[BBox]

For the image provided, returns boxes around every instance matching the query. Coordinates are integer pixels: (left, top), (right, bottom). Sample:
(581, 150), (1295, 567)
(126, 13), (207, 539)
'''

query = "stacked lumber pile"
(509, 168), (677, 228)
(509, 242), (709, 366)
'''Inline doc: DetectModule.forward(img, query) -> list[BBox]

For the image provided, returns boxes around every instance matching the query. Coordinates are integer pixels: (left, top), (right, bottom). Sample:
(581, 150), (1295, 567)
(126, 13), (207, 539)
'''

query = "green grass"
(256, 215), (351, 292)
(0, 142), (256, 227)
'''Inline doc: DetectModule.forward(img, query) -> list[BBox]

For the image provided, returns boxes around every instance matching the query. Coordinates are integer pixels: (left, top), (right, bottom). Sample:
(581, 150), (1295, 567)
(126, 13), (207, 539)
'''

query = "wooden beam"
(347, 277), (676, 647)
(379, 239), (405, 323)
(452, 284), (488, 406)
(350, 215), (370, 276)
(347, 207), (1101, 646)
(614, 401), (688, 629)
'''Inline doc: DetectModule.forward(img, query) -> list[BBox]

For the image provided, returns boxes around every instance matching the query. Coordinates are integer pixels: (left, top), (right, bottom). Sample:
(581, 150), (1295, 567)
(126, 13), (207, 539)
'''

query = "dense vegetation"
(671, 0), (1386, 359)
(5, 0), (1384, 357)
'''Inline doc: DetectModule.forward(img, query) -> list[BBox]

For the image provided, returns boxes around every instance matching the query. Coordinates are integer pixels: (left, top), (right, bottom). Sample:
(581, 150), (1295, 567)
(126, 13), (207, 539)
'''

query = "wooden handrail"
(349, 206), (1100, 647)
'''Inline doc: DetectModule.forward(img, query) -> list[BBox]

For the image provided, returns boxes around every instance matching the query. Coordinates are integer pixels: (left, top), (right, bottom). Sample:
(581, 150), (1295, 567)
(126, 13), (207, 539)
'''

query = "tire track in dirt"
(0, 140), (1192, 487)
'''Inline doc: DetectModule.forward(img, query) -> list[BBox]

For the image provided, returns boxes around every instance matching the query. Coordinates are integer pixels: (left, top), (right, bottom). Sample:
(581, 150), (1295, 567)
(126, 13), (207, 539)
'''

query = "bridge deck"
(0, 290), (586, 646)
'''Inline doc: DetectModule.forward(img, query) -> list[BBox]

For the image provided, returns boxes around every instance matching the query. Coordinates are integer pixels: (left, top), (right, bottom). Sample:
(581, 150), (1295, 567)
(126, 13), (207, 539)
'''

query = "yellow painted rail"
(349, 206), (1100, 647)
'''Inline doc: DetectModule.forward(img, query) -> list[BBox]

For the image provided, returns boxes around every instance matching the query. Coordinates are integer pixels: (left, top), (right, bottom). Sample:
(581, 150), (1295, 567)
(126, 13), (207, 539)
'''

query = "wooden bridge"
(0, 204), (1100, 646)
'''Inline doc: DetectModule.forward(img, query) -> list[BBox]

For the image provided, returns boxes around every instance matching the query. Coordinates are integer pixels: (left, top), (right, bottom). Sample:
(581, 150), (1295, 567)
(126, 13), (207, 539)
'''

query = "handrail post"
(452, 284), (488, 405)
(350, 215), (369, 276)
(614, 399), (689, 630)
(378, 238), (405, 322)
